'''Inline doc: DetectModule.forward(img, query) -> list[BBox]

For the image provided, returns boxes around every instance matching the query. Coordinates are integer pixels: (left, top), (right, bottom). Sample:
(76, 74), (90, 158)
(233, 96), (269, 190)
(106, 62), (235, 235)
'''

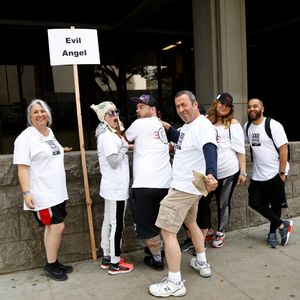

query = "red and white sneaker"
(100, 257), (129, 270)
(212, 231), (225, 248)
(205, 229), (215, 241)
(119, 258), (134, 269)
(108, 260), (134, 275)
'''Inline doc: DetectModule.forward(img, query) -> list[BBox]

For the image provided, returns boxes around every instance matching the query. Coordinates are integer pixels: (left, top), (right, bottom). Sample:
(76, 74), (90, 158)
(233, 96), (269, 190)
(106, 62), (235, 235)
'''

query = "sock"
(111, 256), (120, 264)
(152, 254), (162, 262)
(196, 252), (207, 264)
(168, 271), (181, 284)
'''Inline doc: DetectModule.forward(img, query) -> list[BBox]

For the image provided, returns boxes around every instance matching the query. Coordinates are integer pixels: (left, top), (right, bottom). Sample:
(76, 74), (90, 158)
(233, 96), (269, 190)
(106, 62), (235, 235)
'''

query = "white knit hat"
(90, 101), (124, 132)
(90, 101), (116, 123)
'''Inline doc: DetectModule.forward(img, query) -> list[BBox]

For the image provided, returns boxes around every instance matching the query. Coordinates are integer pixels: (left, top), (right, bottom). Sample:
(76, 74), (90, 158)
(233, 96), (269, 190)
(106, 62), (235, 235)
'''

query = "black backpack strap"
(265, 117), (279, 154)
(245, 121), (253, 161)
(265, 117), (290, 160)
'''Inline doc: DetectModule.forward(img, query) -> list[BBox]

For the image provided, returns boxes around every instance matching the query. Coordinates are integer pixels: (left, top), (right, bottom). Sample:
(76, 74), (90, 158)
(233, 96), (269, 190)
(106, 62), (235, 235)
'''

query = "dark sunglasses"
(106, 109), (120, 117)
(219, 101), (232, 107)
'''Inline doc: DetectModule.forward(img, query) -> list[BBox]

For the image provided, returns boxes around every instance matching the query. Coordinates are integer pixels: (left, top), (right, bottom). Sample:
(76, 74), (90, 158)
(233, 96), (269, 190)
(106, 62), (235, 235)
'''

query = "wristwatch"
(280, 171), (285, 176)
(240, 172), (247, 177)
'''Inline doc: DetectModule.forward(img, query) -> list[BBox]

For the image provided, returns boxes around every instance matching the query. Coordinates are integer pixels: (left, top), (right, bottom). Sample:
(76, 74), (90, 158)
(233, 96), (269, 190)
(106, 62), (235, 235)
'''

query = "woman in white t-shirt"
(13, 99), (72, 281)
(91, 101), (134, 275)
(202, 93), (246, 248)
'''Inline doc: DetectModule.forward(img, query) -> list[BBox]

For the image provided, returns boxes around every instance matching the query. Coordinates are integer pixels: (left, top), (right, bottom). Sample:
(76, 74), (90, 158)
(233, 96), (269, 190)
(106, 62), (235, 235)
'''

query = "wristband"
(23, 191), (31, 196)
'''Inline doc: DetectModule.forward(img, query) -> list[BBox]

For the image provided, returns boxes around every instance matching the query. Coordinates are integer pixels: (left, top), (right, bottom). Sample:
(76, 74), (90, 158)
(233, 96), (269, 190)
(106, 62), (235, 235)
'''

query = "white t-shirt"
(13, 126), (68, 211)
(125, 117), (172, 188)
(245, 118), (289, 181)
(171, 115), (218, 195)
(215, 123), (245, 179)
(97, 128), (129, 200)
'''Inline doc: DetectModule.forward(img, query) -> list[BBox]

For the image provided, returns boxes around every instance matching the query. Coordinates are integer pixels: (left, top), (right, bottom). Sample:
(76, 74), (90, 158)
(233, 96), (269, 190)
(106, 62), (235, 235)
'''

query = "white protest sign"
(47, 28), (100, 66)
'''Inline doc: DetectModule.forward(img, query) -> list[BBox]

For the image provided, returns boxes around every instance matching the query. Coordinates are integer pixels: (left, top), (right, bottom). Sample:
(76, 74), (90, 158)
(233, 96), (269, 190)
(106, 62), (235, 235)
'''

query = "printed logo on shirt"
(153, 127), (169, 144)
(175, 132), (185, 150)
(251, 133), (261, 147)
(45, 140), (61, 155)
(216, 129), (221, 143)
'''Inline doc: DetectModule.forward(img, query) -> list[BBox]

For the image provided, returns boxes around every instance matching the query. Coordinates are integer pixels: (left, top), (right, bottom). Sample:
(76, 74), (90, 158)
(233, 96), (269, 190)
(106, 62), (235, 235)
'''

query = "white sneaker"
(149, 277), (187, 297)
(190, 257), (212, 278)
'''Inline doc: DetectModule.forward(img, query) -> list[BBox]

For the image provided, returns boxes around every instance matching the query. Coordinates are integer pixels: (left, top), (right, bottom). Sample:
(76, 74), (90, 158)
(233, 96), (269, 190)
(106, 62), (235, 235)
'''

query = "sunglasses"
(219, 101), (232, 107)
(106, 109), (120, 117)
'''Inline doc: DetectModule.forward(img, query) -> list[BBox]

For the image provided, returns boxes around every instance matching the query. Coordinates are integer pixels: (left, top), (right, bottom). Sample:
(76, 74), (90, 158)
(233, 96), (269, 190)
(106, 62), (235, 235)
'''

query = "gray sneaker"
(279, 220), (293, 246)
(267, 233), (279, 249)
(190, 257), (211, 277)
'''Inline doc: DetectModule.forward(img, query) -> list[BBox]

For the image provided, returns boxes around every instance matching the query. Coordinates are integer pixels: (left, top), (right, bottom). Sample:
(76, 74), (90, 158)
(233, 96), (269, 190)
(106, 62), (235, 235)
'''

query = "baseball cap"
(130, 94), (159, 108)
(216, 92), (233, 106)
(90, 101), (117, 122)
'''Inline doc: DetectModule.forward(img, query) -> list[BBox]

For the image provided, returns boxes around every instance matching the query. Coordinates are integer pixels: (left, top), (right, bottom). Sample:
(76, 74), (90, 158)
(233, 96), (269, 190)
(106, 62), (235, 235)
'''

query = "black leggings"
(183, 171), (239, 232)
(248, 174), (285, 233)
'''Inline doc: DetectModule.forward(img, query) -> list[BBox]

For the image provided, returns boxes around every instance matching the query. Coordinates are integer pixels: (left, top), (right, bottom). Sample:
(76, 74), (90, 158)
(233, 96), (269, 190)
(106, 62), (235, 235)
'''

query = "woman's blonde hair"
(207, 100), (234, 128)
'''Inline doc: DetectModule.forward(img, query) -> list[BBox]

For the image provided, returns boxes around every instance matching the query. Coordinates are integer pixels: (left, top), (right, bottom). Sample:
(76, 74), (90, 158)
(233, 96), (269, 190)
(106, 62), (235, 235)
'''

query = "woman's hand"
(24, 193), (35, 209)
(237, 174), (247, 185)
(64, 147), (73, 152)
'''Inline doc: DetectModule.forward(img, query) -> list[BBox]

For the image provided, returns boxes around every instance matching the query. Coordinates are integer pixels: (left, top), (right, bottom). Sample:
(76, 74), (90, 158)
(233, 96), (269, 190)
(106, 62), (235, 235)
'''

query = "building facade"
(1, 0), (299, 154)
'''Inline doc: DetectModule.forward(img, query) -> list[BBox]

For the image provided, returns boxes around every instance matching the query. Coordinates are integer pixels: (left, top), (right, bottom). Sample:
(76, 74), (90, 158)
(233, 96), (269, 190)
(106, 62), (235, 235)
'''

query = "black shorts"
(131, 188), (168, 239)
(33, 201), (67, 227)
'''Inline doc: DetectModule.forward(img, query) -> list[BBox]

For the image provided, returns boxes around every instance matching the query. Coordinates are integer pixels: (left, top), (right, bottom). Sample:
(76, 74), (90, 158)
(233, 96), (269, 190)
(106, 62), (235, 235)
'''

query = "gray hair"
(175, 90), (197, 103)
(27, 99), (52, 127)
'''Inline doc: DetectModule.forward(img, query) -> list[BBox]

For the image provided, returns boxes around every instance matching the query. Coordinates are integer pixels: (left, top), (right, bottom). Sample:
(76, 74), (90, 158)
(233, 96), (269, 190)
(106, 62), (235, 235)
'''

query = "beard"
(249, 110), (262, 121)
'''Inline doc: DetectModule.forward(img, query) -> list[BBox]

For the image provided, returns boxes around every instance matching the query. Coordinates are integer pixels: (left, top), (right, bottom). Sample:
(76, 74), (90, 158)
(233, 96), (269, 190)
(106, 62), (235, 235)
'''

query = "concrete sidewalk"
(1, 217), (299, 300)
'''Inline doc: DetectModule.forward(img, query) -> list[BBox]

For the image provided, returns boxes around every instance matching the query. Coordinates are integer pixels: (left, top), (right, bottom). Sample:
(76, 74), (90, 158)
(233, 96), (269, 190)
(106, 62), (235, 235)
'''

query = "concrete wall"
(1, 144), (300, 274)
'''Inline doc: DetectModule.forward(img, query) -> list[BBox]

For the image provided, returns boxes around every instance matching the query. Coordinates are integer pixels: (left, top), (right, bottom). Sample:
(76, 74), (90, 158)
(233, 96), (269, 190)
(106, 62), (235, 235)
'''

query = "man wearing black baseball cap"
(131, 94), (159, 109)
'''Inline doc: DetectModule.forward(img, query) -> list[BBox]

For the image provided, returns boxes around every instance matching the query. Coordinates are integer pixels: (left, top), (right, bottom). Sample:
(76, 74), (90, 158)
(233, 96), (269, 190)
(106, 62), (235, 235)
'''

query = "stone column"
(192, 0), (248, 124)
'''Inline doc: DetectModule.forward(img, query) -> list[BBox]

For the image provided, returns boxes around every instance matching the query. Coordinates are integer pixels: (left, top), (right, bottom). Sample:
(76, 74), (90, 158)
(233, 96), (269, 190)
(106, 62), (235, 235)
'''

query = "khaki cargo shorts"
(155, 188), (201, 233)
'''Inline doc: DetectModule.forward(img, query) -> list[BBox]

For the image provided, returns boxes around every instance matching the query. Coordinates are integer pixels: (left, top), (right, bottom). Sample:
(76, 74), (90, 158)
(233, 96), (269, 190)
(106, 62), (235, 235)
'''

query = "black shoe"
(144, 247), (165, 258)
(57, 261), (73, 273)
(144, 255), (164, 270)
(180, 238), (194, 252)
(44, 265), (68, 281)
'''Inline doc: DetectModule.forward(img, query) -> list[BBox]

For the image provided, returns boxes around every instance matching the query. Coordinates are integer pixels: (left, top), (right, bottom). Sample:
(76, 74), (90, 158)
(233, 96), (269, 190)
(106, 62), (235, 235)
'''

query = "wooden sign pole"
(73, 61), (97, 261)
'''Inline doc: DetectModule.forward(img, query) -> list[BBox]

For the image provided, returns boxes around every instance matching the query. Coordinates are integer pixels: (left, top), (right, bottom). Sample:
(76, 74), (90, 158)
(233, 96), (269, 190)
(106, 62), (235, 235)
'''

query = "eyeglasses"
(106, 109), (120, 117)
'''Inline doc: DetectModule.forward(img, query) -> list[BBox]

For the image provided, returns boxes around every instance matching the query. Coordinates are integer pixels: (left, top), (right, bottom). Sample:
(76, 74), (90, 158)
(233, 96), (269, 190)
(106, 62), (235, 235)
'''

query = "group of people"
(13, 91), (293, 297)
